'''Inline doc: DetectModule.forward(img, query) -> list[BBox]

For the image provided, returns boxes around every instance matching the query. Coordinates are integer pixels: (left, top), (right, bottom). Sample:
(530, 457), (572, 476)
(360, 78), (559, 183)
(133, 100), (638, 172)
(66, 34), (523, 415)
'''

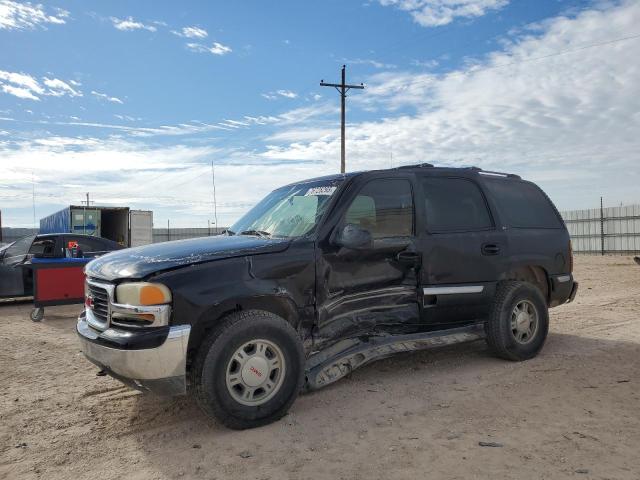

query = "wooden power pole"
(320, 65), (364, 173)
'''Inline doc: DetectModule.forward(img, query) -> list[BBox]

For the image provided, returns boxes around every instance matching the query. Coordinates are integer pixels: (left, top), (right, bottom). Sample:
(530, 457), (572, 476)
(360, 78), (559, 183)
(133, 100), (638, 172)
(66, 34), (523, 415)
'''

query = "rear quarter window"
(483, 179), (561, 229)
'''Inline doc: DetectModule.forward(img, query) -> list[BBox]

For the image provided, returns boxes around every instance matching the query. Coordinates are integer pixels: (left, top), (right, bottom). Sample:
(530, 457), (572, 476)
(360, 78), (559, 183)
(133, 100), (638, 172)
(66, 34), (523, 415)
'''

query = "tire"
(191, 310), (305, 430)
(485, 281), (549, 361)
(30, 307), (44, 322)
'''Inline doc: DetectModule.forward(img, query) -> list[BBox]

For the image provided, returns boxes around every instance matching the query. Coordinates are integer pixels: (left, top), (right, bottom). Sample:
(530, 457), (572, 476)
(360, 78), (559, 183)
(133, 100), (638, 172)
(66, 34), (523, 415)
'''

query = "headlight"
(116, 282), (172, 306)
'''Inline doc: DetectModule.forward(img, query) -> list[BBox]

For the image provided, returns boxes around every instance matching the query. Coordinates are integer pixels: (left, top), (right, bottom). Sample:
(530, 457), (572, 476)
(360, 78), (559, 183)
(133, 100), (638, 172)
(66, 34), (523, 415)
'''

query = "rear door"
(416, 175), (506, 324)
(315, 174), (421, 346)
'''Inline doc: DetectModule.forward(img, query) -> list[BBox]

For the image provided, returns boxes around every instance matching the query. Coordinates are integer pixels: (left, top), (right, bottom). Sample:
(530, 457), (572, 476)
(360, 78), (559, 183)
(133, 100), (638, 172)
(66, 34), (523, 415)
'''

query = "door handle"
(396, 250), (420, 265)
(481, 243), (501, 256)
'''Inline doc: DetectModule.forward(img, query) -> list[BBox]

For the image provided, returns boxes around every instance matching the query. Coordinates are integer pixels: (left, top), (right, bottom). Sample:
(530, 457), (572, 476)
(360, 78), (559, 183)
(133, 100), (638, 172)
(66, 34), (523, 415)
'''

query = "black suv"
(77, 165), (577, 429)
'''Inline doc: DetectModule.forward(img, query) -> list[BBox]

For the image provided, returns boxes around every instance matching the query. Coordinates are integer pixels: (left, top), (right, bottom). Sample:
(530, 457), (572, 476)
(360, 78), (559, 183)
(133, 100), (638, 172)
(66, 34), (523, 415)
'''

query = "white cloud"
(0, 70), (82, 100)
(344, 58), (397, 69)
(186, 41), (232, 56)
(43, 77), (82, 97)
(0, 70), (43, 94)
(0, 0), (68, 30)
(91, 90), (124, 104)
(111, 16), (157, 32)
(262, 90), (299, 100)
(1, 84), (39, 100)
(173, 26), (208, 38)
(259, 1), (640, 210)
(379, 0), (509, 27)
(411, 59), (439, 69)
(276, 90), (298, 99)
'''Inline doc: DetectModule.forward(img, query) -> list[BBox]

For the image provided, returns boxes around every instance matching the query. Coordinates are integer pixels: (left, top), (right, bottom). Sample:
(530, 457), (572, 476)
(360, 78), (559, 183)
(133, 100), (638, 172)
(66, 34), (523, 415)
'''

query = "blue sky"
(1, 0), (639, 227)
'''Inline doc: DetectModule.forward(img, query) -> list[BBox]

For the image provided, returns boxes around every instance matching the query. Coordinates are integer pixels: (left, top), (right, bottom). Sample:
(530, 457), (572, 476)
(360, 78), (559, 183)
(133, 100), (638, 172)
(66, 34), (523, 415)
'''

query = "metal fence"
(4, 204), (640, 255)
(0, 227), (38, 245)
(0, 227), (226, 246)
(151, 227), (226, 243)
(560, 204), (640, 255)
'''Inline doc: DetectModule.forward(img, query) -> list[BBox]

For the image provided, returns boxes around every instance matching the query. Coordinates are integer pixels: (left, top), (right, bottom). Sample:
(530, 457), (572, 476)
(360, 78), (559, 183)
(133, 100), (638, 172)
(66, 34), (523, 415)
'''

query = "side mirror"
(335, 223), (373, 250)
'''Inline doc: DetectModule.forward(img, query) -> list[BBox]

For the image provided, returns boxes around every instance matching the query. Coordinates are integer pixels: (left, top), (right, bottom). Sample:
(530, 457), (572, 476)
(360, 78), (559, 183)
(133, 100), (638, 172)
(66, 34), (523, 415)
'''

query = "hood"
(85, 235), (291, 281)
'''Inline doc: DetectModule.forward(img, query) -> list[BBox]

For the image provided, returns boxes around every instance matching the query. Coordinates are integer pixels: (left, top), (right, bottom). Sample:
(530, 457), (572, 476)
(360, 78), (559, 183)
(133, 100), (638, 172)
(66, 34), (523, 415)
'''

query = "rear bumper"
(76, 311), (190, 396)
(549, 274), (578, 307)
(568, 280), (579, 303)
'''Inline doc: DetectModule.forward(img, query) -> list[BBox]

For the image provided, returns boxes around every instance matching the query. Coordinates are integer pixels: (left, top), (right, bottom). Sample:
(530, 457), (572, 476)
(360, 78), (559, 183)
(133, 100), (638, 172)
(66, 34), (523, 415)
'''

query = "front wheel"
(191, 310), (305, 429)
(485, 281), (549, 361)
(30, 307), (44, 322)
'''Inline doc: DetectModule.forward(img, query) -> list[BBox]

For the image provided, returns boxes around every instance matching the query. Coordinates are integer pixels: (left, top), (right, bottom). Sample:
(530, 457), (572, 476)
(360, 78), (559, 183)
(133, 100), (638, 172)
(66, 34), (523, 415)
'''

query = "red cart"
(24, 257), (91, 321)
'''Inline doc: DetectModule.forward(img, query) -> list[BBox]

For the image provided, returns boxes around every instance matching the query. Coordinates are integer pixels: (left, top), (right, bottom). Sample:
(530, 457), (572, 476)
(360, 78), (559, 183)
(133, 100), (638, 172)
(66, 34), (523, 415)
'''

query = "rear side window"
(68, 237), (109, 256)
(344, 178), (414, 238)
(420, 177), (493, 232)
(483, 179), (561, 228)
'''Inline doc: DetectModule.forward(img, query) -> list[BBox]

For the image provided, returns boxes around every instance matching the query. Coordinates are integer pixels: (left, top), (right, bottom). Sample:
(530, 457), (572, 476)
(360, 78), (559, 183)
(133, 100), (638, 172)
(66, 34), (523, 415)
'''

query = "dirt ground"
(1, 255), (639, 480)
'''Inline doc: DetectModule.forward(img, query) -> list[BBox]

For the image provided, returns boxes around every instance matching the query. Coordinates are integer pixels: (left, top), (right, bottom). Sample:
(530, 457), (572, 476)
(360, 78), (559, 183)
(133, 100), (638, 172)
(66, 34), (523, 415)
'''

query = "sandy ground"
(1, 255), (639, 480)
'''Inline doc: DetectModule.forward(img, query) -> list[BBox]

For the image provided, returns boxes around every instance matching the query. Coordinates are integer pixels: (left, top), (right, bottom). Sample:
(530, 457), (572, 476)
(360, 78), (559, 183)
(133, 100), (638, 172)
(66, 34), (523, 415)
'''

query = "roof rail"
(396, 163), (434, 169)
(467, 166), (521, 179)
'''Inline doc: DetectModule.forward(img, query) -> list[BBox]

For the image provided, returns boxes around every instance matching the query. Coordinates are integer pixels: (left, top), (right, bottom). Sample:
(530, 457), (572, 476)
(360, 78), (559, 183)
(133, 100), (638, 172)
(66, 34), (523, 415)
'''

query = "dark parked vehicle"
(0, 233), (122, 298)
(77, 165), (578, 429)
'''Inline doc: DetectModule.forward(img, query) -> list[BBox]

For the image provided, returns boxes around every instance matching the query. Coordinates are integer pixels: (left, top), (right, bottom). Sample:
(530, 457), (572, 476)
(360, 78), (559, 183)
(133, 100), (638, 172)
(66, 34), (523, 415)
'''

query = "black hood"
(85, 235), (291, 281)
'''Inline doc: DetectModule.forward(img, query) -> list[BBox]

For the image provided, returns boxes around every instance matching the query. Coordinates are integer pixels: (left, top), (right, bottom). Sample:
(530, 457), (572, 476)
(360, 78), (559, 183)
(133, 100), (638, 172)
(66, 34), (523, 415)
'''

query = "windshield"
(229, 178), (343, 238)
(3, 235), (36, 260)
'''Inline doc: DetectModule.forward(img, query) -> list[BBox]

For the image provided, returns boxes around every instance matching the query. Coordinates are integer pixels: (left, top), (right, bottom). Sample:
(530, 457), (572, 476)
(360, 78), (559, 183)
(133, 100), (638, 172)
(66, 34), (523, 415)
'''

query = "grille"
(88, 283), (110, 324)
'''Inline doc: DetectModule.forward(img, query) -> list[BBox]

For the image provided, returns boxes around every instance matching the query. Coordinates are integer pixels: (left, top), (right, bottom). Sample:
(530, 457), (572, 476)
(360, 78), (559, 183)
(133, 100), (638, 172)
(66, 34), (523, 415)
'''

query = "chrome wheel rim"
(510, 300), (539, 344)
(225, 339), (286, 406)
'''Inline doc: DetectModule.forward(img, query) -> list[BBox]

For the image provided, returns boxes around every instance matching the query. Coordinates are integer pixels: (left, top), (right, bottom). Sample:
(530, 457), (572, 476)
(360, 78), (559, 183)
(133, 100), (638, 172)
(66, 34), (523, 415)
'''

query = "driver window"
(29, 238), (57, 257)
(344, 179), (414, 238)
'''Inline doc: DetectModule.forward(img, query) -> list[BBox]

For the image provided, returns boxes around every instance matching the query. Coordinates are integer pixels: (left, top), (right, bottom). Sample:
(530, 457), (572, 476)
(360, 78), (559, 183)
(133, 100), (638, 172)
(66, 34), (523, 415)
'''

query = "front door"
(315, 176), (421, 348)
(416, 175), (507, 324)
(0, 235), (35, 297)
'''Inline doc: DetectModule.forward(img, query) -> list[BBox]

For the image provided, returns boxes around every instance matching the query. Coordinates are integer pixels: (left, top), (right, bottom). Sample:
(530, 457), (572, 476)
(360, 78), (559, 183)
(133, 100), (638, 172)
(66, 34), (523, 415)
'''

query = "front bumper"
(77, 311), (190, 396)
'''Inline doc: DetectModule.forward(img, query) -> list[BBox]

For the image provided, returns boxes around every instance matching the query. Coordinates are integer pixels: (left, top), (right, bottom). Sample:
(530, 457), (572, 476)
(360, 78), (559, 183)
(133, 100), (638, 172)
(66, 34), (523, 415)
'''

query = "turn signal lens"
(116, 282), (172, 306)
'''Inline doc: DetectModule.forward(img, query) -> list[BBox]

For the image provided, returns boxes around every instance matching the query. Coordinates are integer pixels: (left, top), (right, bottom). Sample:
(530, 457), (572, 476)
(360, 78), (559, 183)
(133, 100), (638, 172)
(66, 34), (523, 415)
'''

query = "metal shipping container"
(39, 206), (153, 248)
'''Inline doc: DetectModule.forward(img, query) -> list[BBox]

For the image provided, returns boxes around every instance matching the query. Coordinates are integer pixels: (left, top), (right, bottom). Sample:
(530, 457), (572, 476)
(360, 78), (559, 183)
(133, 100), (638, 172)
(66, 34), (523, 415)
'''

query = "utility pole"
(320, 65), (364, 173)
(211, 161), (218, 233)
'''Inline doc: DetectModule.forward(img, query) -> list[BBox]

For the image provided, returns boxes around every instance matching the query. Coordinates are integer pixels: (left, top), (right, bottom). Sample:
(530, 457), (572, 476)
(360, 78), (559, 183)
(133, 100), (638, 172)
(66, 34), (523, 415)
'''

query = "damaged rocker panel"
(305, 322), (485, 390)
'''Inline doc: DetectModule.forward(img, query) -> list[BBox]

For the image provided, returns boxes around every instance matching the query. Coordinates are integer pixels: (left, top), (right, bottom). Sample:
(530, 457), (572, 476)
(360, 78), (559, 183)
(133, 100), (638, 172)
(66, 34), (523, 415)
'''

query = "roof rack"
(466, 166), (521, 179)
(396, 163), (434, 169)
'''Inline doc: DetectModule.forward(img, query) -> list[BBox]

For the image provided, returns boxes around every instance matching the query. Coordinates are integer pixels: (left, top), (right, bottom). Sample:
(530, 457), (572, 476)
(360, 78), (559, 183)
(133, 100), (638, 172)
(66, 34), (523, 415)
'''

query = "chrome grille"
(88, 282), (110, 324)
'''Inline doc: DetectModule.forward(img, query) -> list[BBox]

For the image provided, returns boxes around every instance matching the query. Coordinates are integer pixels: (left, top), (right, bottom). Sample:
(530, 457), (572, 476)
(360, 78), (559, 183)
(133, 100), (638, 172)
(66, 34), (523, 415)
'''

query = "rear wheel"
(485, 281), (549, 361)
(191, 310), (304, 429)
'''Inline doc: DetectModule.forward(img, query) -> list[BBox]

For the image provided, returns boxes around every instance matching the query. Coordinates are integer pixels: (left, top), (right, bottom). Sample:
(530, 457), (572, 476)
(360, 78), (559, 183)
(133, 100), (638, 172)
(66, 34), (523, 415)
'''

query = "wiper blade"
(239, 229), (271, 238)
(224, 229), (235, 236)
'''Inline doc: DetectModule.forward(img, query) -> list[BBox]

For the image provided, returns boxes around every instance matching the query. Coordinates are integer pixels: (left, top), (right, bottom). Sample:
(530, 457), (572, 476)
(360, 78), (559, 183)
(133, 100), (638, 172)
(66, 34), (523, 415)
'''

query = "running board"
(305, 323), (485, 391)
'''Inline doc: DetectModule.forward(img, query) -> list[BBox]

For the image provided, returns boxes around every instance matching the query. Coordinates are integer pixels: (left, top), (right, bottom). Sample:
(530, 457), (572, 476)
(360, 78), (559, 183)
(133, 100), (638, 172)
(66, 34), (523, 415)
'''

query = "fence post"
(167, 219), (170, 242)
(600, 197), (604, 256)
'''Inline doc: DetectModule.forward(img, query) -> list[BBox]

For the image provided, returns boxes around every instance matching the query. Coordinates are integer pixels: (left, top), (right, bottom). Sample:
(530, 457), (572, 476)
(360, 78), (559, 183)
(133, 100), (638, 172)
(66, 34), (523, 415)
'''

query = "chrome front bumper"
(77, 312), (191, 396)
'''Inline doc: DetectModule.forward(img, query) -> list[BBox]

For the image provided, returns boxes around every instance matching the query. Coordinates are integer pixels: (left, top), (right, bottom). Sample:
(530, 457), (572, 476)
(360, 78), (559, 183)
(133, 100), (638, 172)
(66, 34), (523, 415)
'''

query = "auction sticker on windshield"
(305, 186), (337, 196)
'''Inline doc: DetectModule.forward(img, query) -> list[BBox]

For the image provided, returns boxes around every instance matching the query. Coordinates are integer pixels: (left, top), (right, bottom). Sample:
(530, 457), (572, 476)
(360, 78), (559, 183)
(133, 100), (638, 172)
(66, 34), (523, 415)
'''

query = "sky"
(0, 0), (639, 228)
